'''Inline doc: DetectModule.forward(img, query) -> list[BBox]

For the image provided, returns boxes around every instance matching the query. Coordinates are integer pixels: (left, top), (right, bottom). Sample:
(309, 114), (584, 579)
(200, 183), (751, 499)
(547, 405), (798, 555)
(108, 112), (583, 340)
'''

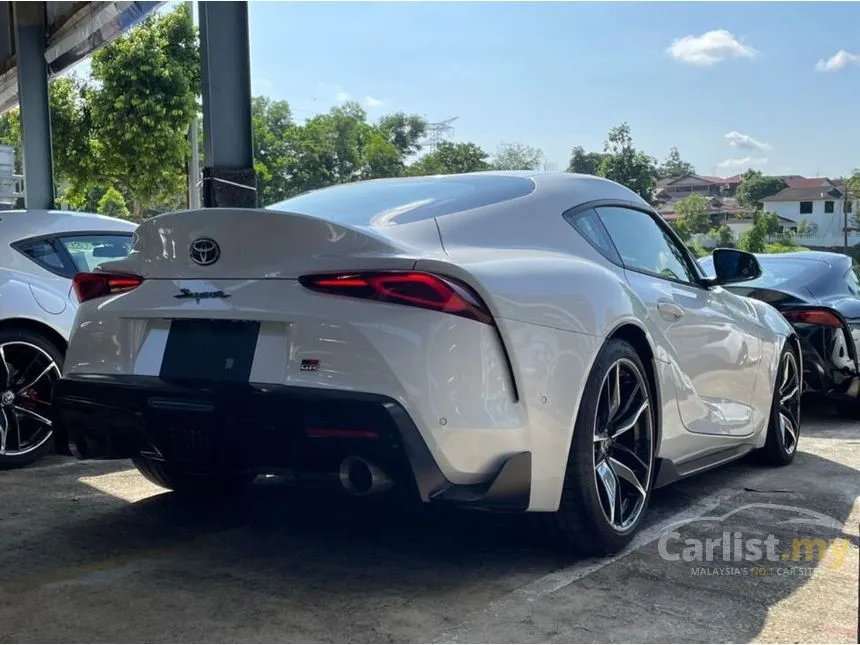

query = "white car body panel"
(59, 173), (796, 511)
(0, 209), (137, 343)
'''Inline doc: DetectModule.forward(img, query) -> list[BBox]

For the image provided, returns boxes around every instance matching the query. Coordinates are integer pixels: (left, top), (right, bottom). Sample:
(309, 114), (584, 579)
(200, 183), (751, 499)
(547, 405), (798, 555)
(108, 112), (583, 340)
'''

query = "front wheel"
(0, 329), (64, 470)
(541, 338), (656, 555)
(755, 343), (802, 466)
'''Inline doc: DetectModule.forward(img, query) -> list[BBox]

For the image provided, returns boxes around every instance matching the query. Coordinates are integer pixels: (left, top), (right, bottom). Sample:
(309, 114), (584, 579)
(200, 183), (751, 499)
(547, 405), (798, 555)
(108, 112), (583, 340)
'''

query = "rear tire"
(755, 343), (801, 466)
(540, 338), (656, 555)
(132, 457), (256, 497)
(0, 328), (64, 470)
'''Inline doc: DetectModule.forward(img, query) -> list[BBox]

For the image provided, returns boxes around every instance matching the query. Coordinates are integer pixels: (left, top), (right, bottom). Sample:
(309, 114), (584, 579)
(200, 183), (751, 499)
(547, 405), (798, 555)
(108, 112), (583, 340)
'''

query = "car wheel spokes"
(0, 342), (60, 457)
(593, 357), (653, 531)
(777, 350), (800, 455)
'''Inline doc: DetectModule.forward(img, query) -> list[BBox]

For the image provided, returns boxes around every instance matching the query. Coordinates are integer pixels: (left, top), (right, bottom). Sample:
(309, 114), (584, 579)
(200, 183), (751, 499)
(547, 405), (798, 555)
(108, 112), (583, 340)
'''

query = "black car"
(700, 250), (860, 416)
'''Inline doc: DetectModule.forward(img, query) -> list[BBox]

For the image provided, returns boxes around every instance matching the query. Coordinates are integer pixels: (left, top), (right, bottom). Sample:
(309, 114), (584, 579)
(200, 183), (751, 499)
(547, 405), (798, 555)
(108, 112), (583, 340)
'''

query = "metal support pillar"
(198, 1), (257, 208)
(12, 2), (55, 210)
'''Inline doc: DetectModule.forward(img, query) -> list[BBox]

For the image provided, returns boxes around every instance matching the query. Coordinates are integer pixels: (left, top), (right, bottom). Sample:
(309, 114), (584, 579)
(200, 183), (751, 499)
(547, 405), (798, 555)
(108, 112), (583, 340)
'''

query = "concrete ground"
(0, 407), (858, 644)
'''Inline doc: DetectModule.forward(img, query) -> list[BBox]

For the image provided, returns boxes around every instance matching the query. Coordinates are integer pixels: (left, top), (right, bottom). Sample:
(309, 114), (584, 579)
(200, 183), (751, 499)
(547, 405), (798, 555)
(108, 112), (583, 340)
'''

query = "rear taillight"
(782, 309), (843, 328)
(72, 272), (143, 304)
(299, 271), (494, 325)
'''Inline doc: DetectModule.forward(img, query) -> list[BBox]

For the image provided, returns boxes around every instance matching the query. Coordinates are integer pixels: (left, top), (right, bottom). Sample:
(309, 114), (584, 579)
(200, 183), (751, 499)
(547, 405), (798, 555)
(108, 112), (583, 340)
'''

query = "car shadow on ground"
(0, 409), (857, 643)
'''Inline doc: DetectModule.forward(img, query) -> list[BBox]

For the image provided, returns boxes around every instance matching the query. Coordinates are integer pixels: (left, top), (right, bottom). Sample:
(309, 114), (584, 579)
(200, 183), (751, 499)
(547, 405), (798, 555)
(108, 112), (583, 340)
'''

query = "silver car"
(0, 209), (136, 468)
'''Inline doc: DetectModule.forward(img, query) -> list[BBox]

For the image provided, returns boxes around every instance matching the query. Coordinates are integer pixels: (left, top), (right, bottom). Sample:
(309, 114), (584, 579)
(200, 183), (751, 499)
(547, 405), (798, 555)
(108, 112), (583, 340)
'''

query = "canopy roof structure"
(0, 1), (163, 114)
(0, 1), (256, 211)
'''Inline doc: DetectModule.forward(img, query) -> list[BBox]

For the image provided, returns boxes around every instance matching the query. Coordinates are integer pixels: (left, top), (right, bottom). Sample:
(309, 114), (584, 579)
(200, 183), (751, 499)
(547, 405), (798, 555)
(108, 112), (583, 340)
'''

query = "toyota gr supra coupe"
(699, 250), (860, 417)
(52, 172), (803, 553)
(0, 209), (136, 469)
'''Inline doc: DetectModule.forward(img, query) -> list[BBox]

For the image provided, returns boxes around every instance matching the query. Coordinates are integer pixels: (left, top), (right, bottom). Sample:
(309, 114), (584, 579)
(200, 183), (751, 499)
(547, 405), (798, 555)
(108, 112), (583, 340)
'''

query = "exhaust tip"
(339, 456), (393, 496)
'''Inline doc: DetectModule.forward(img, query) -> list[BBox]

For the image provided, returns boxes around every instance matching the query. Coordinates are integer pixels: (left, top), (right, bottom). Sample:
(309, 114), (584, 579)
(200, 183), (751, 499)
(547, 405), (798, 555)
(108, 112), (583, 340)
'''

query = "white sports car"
(51, 172), (802, 553)
(0, 209), (136, 468)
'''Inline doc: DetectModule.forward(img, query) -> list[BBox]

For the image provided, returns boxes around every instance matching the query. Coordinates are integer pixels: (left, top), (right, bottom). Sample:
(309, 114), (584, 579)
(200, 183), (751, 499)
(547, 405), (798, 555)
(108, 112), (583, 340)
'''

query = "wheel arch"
(0, 317), (68, 357)
(605, 321), (662, 450)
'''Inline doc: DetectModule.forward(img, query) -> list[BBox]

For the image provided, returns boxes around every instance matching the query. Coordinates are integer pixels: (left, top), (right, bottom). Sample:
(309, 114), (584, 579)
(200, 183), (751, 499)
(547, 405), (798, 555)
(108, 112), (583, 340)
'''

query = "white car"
(51, 173), (801, 553)
(0, 209), (136, 468)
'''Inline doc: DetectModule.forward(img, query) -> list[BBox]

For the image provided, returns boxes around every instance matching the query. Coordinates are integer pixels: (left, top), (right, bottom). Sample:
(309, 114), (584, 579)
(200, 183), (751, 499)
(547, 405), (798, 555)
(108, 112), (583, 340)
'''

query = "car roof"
(0, 209), (136, 243)
(267, 171), (648, 228)
(753, 250), (850, 268)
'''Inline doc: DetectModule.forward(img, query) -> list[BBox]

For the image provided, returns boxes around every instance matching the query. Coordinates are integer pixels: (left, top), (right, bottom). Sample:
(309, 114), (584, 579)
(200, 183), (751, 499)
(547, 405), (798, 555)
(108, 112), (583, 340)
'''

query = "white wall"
(766, 198), (858, 245)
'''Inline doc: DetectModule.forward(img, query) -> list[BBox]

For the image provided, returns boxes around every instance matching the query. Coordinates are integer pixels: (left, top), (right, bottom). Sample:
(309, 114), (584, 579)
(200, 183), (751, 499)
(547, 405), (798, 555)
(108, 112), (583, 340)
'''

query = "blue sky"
(246, 1), (860, 178)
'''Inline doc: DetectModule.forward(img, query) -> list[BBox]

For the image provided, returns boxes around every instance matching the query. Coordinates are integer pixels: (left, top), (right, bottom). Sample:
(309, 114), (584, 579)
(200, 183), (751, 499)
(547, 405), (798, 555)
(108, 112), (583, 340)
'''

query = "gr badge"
(300, 359), (320, 372)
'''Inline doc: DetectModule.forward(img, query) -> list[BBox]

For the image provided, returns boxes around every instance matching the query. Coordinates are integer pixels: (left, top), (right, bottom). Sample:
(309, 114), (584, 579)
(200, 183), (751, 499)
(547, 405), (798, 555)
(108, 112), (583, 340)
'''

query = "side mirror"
(704, 248), (762, 286)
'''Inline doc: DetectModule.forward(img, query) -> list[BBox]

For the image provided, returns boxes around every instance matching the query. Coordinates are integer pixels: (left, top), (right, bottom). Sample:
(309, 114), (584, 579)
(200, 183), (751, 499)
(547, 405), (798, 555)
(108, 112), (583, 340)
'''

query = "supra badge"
(174, 288), (231, 304)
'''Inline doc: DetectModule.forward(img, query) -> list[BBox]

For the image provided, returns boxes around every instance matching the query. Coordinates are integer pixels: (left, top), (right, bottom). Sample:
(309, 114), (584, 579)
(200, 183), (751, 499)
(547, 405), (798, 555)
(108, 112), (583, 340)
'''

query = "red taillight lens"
(72, 272), (143, 304)
(299, 271), (494, 325)
(782, 309), (843, 328)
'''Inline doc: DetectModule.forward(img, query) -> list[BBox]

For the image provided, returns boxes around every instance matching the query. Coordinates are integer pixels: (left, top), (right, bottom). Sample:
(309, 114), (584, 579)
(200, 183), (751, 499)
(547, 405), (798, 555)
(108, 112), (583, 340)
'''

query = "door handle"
(657, 300), (686, 321)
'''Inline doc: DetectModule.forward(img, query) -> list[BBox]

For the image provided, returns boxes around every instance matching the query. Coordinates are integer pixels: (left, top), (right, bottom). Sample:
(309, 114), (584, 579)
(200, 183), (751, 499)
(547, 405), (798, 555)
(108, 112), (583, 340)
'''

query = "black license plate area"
(160, 319), (260, 383)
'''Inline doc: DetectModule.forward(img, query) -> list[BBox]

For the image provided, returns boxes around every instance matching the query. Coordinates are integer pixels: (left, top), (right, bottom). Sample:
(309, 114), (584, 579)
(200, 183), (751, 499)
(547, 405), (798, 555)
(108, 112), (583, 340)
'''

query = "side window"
(596, 206), (698, 283)
(566, 208), (621, 265)
(13, 238), (73, 276)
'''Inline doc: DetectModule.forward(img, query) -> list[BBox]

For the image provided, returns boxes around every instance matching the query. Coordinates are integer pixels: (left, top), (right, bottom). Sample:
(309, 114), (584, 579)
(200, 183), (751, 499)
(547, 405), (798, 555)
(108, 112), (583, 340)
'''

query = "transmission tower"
(421, 117), (458, 153)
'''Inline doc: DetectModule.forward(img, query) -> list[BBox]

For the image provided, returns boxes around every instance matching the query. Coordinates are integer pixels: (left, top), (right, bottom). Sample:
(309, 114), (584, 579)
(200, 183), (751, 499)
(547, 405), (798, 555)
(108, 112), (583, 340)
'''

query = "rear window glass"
(266, 175), (535, 226)
(60, 234), (133, 272)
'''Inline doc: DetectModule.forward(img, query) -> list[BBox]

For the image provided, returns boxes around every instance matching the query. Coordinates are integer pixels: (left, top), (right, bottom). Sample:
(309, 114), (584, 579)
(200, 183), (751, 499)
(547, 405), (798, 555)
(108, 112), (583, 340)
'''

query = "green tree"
(82, 4), (199, 219)
(845, 170), (860, 229)
(97, 187), (131, 220)
(709, 223), (734, 247)
(735, 170), (788, 212)
(658, 146), (696, 179)
(406, 141), (490, 176)
(738, 211), (783, 253)
(597, 123), (657, 202)
(567, 146), (606, 175)
(252, 96), (296, 205)
(491, 142), (544, 170)
(671, 218), (692, 243)
(674, 194), (711, 235)
(376, 112), (427, 159)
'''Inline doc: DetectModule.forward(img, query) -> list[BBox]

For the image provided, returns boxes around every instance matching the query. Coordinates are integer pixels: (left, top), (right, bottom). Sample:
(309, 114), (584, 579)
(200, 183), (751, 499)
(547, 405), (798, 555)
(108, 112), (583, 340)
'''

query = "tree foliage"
(97, 187), (131, 220)
(658, 146), (695, 179)
(710, 223), (734, 247)
(738, 211), (783, 253)
(735, 170), (788, 212)
(406, 141), (490, 176)
(598, 123), (657, 202)
(491, 142), (544, 171)
(674, 194), (711, 235)
(567, 145), (606, 175)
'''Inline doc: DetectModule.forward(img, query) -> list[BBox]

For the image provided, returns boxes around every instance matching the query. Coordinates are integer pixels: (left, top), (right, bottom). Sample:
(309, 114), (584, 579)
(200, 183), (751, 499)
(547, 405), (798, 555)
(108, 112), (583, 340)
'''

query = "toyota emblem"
(189, 238), (220, 266)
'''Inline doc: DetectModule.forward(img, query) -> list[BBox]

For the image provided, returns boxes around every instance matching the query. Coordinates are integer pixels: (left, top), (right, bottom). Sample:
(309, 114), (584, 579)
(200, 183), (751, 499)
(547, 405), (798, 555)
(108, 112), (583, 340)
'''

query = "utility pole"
(843, 181), (851, 253)
(186, 0), (201, 209)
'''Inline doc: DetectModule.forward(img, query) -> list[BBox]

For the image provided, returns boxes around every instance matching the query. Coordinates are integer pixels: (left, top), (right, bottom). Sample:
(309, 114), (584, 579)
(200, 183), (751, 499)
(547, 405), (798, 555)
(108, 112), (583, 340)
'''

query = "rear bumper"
(51, 374), (531, 511)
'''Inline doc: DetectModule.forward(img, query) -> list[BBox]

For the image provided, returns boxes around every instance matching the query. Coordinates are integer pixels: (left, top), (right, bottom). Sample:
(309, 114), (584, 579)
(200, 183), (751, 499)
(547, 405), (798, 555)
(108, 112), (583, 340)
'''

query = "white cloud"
(815, 49), (860, 72)
(667, 29), (757, 66)
(724, 130), (772, 152)
(717, 156), (768, 169)
(336, 91), (352, 103)
(364, 96), (384, 108)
